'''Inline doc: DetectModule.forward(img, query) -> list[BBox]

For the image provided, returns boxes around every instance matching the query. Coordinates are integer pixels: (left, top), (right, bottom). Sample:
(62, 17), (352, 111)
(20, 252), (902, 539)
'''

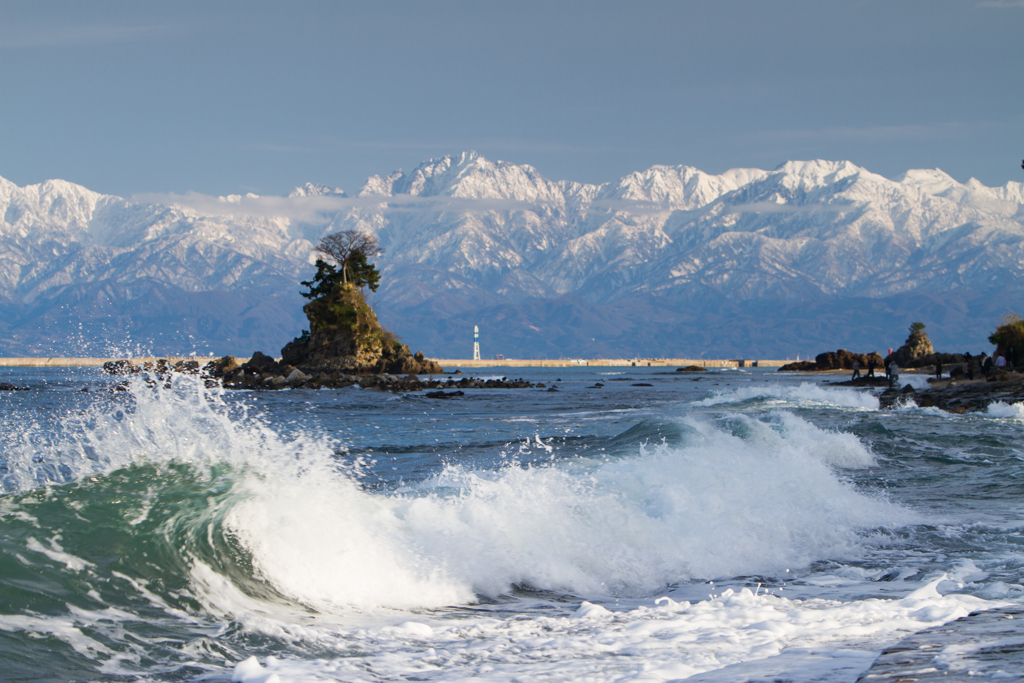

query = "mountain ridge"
(1, 152), (1021, 358)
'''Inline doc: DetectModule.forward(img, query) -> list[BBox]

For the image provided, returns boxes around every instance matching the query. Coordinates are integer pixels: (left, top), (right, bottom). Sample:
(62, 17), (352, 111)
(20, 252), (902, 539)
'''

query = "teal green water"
(1, 366), (1022, 682)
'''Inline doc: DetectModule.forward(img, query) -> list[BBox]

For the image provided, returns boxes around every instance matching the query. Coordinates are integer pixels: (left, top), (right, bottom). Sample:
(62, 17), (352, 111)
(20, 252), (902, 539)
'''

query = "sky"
(0, 0), (1022, 199)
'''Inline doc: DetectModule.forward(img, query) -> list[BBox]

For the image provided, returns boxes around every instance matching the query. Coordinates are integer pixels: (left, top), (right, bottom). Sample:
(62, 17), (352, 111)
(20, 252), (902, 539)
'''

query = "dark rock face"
(829, 376), (892, 387)
(280, 283), (442, 375)
(815, 349), (885, 370)
(879, 375), (1024, 413)
(777, 360), (819, 372)
(900, 352), (966, 369)
(886, 330), (935, 367)
(242, 351), (283, 375)
(778, 350), (884, 372)
(99, 355), (537, 393)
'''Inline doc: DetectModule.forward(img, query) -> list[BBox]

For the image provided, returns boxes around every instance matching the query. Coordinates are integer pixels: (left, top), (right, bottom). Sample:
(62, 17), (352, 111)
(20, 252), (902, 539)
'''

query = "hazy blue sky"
(1, 0), (1021, 197)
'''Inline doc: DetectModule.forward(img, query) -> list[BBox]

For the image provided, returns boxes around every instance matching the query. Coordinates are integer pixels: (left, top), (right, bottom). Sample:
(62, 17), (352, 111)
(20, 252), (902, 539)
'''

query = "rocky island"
(200, 230), (532, 393)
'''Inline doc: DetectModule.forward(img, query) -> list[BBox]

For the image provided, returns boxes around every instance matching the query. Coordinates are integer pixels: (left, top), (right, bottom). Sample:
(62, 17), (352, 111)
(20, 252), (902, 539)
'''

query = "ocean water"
(1, 365), (1022, 682)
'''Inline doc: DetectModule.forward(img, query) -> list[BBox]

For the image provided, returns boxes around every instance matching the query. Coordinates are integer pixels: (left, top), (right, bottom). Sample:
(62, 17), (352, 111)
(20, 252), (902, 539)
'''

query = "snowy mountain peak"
(357, 171), (404, 197)
(0, 174), (109, 236)
(288, 182), (346, 198)
(768, 159), (867, 190)
(2, 157), (1023, 357)
(898, 168), (960, 195)
(366, 152), (566, 204)
(604, 165), (768, 209)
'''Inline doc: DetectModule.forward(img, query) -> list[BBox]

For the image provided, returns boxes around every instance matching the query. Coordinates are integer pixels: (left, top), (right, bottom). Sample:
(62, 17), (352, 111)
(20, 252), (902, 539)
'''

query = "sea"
(1, 363), (1023, 682)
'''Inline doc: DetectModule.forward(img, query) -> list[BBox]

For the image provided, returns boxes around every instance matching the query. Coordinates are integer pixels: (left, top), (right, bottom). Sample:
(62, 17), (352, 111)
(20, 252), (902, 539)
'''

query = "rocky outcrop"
(828, 376), (892, 387)
(279, 283), (442, 375)
(777, 360), (819, 372)
(814, 349), (884, 370)
(900, 352), (966, 369)
(886, 329), (934, 367)
(101, 355), (537, 393)
(879, 375), (1024, 413)
(778, 349), (884, 372)
(216, 366), (536, 392)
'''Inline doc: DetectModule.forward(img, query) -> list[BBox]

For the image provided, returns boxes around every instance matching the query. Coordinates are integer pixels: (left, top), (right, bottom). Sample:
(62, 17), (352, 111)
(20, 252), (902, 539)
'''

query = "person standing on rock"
(983, 354), (993, 377)
(888, 361), (899, 387)
(996, 355), (1007, 372)
(867, 358), (877, 378)
(851, 360), (861, 380)
(935, 359), (942, 379)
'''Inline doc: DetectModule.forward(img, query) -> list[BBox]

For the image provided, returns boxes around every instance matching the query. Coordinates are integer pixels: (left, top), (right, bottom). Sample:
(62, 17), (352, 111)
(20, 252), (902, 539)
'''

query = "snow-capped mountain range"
(2, 151), (1022, 358)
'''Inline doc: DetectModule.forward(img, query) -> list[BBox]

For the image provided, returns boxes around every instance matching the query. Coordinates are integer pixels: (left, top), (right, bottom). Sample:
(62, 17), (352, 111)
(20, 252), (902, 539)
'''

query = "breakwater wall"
(437, 358), (790, 368)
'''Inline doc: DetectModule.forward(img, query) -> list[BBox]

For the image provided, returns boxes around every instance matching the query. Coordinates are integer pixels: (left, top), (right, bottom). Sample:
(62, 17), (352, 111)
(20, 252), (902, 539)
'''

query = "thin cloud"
(589, 199), (674, 216)
(129, 191), (539, 223)
(726, 201), (856, 215)
(0, 24), (174, 49)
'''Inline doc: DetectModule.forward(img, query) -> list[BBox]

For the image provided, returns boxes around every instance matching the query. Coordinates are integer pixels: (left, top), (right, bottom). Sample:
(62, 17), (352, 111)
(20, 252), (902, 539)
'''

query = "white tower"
(473, 325), (480, 361)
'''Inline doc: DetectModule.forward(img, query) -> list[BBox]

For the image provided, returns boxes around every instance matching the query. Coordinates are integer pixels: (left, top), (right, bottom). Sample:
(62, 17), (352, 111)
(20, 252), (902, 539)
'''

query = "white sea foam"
(224, 579), (996, 683)
(0, 372), (336, 492)
(695, 382), (880, 410)
(218, 412), (907, 615)
(4, 373), (911, 614)
(899, 374), (934, 390)
(986, 401), (1024, 419)
(0, 372), (1004, 683)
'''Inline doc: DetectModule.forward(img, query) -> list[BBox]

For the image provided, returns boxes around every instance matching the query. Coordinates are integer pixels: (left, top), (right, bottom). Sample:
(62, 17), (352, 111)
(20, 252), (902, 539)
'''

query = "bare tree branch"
(315, 230), (383, 284)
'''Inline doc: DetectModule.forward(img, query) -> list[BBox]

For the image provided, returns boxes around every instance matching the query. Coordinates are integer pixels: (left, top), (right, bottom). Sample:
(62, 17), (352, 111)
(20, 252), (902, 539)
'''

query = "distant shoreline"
(0, 357), (794, 369)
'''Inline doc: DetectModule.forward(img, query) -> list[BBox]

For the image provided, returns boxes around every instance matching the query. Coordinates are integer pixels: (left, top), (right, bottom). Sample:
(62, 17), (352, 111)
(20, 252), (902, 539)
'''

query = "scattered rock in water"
(631, 383), (654, 387)
(829, 376), (891, 387)
(425, 390), (464, 399)
(676, 366), (704, 372)
(0, 382), (29, 391)
(98, 355), (540, 394)
(776, 361), (818, 372)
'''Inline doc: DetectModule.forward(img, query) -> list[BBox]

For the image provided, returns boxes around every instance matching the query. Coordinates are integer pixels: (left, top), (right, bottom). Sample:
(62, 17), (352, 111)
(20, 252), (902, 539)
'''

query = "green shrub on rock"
(989, 314), (1024, 367)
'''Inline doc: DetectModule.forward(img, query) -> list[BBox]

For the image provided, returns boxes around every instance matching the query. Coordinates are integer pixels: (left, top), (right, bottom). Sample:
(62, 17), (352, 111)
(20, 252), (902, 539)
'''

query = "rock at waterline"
(880, 375), (1024, 413)
(779, 349), (886, 372)
(280, 283), (442, 375)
